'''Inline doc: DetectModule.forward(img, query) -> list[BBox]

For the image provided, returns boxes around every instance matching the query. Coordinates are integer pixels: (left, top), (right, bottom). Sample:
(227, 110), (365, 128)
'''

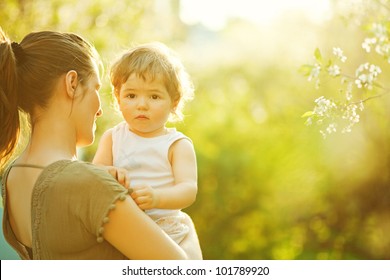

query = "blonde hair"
(0, 28), (100, 169)
(110, 42), (194, 122)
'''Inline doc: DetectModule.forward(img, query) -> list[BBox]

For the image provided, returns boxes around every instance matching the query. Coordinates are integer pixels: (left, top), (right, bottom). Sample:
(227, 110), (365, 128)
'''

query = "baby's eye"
(151, 94), (160, 100)
(127, 93), (136, 99)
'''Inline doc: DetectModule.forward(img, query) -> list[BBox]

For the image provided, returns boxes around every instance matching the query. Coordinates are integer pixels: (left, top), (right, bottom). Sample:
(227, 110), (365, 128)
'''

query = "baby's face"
(117, 73), (175, 138)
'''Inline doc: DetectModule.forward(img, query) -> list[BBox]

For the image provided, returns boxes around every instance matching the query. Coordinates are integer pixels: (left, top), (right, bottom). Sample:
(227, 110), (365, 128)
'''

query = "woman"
(0, 28), (202, 260)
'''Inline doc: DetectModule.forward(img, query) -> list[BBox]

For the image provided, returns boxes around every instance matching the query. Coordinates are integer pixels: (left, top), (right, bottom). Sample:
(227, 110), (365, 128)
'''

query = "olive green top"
(1, 160), (130, 260)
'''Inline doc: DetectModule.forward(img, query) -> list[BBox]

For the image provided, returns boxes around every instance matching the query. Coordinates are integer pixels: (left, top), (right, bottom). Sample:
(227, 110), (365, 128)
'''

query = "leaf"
(298, 64), (314, 76)
(326, 59), (333, 68)
(301, 111), (315, 118)
(314, 48), (322, 63)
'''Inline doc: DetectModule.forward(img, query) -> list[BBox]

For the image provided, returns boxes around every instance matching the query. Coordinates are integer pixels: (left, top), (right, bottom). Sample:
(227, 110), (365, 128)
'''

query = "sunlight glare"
(180, 0), (332, 30)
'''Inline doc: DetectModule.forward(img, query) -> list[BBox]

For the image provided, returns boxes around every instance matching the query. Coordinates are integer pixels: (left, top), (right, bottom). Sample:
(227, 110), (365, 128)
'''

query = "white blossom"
(326, 123), (337, 134)
(355, 79), (363, 89)
(333, 47), (347, 62)
(369, 64), (381, 76)
(308, 63), (321, 82)
(355, 63), (381, 90)
(328, 65), (341, 76)
(363, 24), (390, 60)
(358, 102), (364, 111)
(315, 79), (321, 90)
(313, 96), (337, 117)
(374, 43), (390, 56)
(345, 82), (353, 101)
(341, 126), (352, 133)
(340, 102), (364, 134)
(372, 23), (387, 39)
(303, 22), (387, 136)
(362, 38), (377, 52)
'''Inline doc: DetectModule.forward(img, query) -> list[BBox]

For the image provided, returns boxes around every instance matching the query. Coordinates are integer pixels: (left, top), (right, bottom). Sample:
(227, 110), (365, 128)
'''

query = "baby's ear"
(65, 70), (78, 99)
(171, 98), (179, 112)
(114, 90), (121, 105)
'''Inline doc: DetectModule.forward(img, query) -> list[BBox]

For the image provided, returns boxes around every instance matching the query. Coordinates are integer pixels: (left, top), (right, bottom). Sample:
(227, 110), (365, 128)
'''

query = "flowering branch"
(301, 22), (390, 137)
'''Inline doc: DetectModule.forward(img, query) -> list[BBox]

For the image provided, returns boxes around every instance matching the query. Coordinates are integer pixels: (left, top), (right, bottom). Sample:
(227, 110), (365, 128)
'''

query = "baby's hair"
(110, 42), (194, 122)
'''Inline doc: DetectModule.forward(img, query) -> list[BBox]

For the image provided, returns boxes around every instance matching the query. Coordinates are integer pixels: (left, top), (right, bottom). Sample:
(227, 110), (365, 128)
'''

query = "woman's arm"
(179, 212), (203, 260)
(103, 195), (202, 259)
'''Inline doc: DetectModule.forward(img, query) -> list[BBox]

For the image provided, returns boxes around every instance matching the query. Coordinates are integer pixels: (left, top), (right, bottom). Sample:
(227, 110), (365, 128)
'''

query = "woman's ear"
(65, 70), (78, 99)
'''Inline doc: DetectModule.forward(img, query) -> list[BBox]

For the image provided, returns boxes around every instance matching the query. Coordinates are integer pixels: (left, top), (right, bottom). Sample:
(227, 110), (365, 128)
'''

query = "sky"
(180, 0), (332, 30)
(177, 0), (335, 68)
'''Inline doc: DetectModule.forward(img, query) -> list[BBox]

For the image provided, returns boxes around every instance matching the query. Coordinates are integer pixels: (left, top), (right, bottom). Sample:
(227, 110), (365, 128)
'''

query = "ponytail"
(0, 27), (21, 170)
(0, 28), (100, 171)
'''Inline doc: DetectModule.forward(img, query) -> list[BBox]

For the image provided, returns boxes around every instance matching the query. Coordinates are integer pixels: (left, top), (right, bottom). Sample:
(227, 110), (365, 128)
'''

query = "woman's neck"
(19, 116), (77, 166)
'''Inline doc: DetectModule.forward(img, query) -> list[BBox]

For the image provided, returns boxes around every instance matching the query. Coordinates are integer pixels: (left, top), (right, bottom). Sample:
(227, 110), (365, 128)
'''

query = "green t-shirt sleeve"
(48, 162), (131, 243)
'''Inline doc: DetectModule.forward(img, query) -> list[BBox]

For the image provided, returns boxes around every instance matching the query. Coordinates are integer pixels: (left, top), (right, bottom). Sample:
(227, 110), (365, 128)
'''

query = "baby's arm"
(93, 129), (114, 166)
(131, 138), (197, 210)
(92, 129), (129, 188)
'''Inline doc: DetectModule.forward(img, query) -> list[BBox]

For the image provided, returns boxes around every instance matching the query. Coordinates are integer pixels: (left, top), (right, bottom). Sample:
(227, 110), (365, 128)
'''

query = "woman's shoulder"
(62, 161), (117, 182)
(43, 160), (124, 192)
(45, 159), (102, 177)
(37, 160), (129, 216)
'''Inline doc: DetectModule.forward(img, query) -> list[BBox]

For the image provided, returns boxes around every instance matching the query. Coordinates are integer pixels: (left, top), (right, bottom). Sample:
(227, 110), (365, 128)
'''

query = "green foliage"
(180, 58), (390, 259)
(314, 47), (323, 63)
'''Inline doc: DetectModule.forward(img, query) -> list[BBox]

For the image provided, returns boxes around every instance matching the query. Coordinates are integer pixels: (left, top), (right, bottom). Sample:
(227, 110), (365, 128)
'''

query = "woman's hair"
(0, 27), (100, 169)
(110, 42), (194, 122)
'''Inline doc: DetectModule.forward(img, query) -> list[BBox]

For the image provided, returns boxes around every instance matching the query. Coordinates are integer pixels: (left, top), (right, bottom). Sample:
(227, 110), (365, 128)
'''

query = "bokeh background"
(1, 0), (389, 260)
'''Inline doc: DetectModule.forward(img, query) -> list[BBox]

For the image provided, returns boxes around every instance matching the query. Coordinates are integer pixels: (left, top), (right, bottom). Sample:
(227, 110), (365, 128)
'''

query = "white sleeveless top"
(111, 121), (190, 220)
